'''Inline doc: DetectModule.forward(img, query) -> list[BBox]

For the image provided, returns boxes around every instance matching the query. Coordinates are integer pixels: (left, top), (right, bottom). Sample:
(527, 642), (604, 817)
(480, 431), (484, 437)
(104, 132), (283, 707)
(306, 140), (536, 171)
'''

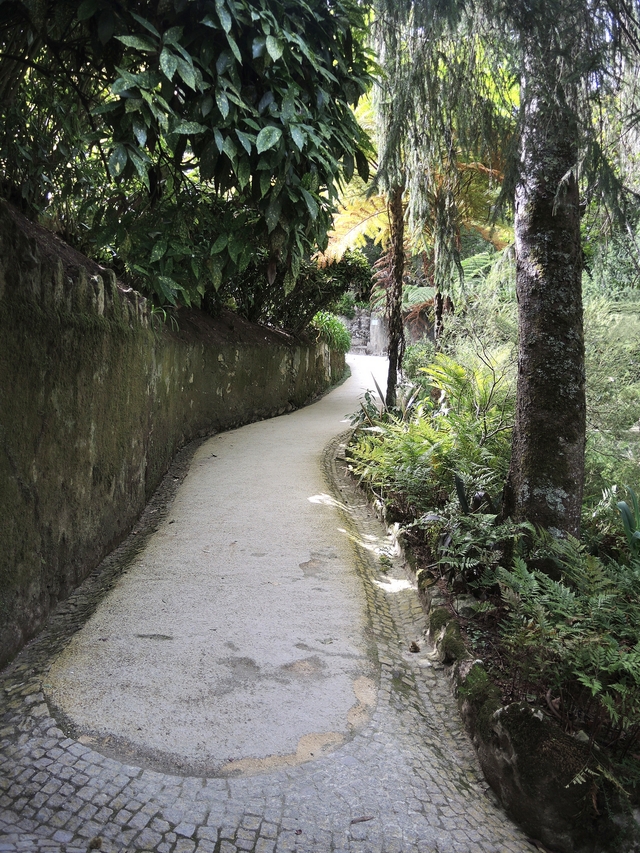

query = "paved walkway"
(0, 355), (534, 853)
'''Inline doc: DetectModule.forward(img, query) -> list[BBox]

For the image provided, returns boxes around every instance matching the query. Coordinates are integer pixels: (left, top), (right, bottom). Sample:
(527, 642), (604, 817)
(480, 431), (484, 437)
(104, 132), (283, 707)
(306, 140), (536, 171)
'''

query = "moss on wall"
(0, 201), (345, 667)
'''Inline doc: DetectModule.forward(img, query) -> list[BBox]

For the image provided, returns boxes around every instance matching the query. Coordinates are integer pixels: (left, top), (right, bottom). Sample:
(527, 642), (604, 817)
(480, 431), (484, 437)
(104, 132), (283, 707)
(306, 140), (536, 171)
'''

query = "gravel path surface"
(0, 355), (535, 852)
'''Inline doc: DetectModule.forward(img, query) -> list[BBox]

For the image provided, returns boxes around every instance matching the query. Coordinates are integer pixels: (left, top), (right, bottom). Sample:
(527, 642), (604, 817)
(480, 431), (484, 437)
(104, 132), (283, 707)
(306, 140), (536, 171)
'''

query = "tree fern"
(323, 192), (389, 262)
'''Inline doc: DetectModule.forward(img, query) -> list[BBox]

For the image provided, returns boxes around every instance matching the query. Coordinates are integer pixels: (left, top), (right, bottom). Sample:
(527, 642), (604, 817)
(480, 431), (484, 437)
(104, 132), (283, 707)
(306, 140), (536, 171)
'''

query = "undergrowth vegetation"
(310, 311), (351, 353)
(348, 248), (640, 800)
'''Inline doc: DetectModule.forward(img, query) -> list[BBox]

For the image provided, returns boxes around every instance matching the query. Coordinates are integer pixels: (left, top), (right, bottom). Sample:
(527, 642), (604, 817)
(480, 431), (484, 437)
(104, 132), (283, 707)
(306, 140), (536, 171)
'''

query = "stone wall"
(339, 307), (430, 356)
(0, 201), (345, 668)
(339, 307), (389, 356)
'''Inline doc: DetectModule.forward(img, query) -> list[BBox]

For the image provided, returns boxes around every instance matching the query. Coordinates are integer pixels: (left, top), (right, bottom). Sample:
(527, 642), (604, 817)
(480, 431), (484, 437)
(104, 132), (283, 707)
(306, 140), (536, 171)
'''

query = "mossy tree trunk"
(502, 40), (586, 539)
(385, 182), (405, 408)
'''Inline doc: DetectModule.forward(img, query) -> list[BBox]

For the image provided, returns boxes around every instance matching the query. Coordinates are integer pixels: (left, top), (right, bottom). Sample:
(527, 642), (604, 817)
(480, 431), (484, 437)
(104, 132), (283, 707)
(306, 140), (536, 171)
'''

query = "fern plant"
(481, 536), (640, 757)
(617, 486), (640, 559)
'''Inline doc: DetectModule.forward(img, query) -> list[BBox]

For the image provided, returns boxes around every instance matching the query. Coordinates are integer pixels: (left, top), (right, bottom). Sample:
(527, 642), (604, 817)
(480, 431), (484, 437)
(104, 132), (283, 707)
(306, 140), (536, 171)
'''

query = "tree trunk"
(434, 289), (444, 342)
(502, 43), (586, 539)
(385, 183), (405, 408)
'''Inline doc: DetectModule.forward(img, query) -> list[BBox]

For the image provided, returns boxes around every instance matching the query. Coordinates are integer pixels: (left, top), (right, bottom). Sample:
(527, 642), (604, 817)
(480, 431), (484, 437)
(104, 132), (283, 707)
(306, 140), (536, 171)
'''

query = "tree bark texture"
(385, 184), (405, 408)
(502, 45), (586, 538)
(434, 290), (444, 341)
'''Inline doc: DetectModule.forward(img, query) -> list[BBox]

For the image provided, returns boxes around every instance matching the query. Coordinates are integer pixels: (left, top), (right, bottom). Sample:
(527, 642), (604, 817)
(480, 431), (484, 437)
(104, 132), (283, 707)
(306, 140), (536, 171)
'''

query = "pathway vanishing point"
(0, 355), (535, 853)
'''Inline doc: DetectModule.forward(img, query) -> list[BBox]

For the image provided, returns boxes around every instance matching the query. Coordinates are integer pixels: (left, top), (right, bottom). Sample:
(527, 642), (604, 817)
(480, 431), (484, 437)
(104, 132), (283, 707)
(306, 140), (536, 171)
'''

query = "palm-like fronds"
(322, 191), (389, 262)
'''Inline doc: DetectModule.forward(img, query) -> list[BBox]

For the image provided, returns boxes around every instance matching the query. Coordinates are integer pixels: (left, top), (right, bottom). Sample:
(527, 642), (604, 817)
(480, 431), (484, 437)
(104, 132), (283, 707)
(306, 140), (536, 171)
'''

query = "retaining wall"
(0, 200), (344, 668)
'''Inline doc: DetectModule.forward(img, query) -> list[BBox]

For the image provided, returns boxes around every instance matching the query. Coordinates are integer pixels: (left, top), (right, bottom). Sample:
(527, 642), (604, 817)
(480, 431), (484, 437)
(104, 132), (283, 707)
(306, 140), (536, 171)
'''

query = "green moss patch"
(441, 620), (467, 663)
(429, 606), (452, 633)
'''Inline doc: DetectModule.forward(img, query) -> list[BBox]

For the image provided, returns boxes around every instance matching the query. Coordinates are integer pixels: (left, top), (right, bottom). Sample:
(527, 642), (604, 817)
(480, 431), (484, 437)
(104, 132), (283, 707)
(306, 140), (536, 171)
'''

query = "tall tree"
(371, 4), (510, 405)
(501, 8), (585, 537)
(496, 0), (639, 537)
(371, 19), (407, 407)
(373, 0), (640, 541)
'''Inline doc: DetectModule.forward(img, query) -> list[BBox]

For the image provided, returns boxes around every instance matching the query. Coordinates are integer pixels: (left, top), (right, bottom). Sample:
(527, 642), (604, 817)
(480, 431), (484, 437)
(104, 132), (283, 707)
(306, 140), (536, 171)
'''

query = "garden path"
(0, 355), (534, 853)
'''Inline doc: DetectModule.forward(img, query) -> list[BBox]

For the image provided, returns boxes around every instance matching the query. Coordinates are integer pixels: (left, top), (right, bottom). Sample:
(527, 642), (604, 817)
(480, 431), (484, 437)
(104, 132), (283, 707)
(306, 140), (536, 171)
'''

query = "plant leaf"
(222, 135), (237, 161)
(207, 256), (223, 290)
(235, 129), (253, 154)
(226, 33), (242, 63)
(159, 47), (178, 80)
(175, 57), (196, 90)
(300, 188), (318, 219)
(173, 121), (207, 134)
(108, 144), (128, 178)
(266, 35), (283, 61)
(115, 34), (156, 52)
(290, 126), (305, 151)
(256, 126), (282, 154)
(130, 11), (161, 38)
(77, 0), (98, 22)
(237, 157), (251, 189)
(215, 0), (232, 34)
(216, 90), (230, 119)
(156, 275), (179, 302)
(150, 238), (168, 263)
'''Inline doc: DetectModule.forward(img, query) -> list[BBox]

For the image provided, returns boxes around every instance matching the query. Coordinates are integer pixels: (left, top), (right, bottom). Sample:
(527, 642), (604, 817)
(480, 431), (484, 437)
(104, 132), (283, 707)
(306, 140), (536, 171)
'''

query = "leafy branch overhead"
(0, 0), (374, 304)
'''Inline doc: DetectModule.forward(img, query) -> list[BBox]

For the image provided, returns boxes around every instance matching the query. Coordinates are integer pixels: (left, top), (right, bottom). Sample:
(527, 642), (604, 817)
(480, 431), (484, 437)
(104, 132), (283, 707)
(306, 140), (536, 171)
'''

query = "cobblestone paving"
(0, 436), (535, 853)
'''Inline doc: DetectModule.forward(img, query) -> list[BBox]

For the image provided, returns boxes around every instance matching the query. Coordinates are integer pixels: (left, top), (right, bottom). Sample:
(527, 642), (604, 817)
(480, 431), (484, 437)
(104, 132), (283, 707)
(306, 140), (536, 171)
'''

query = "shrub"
(329, 248), (373, 302)
(333, 291), (357, 319)
(222, 253), (351, 334)
(474, 535), (640, 764)
(402, 340), (436, 391)
(311, 311), (351, 353)
(348, 348), (515, 524)
(582, 297), (640, 518)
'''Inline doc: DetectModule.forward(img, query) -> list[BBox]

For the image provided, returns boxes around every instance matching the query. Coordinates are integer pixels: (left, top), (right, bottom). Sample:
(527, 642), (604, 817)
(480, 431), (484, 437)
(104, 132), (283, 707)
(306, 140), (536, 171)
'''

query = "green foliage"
(333, 292), (357, 319)
(350, 251), (640, 558)
(220, 252), (352, 332)
(310, 312), (351, 353)
(439, 248), (518, 347)
(402, 341), (436, 392)
(349, 345), (515, 523)
(90, 188), (237, 306)
(349, 410), (455, 520)
(421, 351), (514, 469)
(480, 537), (640, 759)
(584, 228), (640, 297)
(348, 253), (518, 515)
(345, 239), (640, 806)
(617, 487), (640, 559)
(437, 512), (532, 587)
(371, 3), (516, 291)
(582, 298), (640, 517)
(325, 248), (373, 304)
(0, 0), (374, 308)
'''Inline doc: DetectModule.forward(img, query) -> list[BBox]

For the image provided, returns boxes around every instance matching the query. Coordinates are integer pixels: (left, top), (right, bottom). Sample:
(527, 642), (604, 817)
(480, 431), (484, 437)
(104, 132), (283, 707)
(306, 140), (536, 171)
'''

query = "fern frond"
(323, 193), (389, 262)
